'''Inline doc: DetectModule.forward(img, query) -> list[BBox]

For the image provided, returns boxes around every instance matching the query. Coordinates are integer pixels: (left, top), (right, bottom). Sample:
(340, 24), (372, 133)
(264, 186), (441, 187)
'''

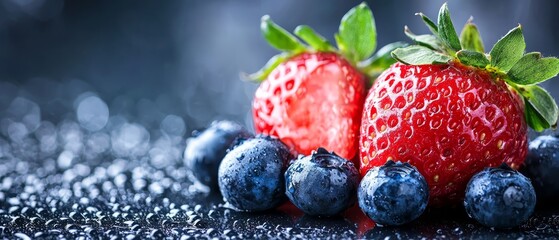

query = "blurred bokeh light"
(0, 0), (558, 136)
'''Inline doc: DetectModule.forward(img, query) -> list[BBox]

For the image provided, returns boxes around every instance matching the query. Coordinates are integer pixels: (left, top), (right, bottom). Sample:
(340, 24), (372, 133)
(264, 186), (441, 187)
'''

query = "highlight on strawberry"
(245, 3), (406, 161)
(359, 3), (559, 205)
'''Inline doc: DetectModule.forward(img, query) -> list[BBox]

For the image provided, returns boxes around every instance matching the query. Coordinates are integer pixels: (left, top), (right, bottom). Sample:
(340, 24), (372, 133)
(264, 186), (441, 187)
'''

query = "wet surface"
(0, 86), (558, 239)
(0, 135), (559, 239)
(1, 125), (559, 239)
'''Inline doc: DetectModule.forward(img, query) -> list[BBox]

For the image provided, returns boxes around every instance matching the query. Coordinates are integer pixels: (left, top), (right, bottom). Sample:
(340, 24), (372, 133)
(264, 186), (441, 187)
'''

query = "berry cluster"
(185, 119), (559, 229)
(183, 1), (559, 231)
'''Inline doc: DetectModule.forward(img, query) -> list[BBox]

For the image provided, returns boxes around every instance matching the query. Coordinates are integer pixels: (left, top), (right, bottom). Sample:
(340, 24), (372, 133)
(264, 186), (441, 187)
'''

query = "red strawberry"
(247, 3), (405, 161)
(253, 52), (365, 159)
(360, 3), (559, 205)
(361, 62), (528, 205)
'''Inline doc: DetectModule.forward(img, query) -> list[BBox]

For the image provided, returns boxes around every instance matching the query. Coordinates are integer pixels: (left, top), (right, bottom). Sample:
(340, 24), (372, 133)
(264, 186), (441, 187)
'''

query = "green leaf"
(404, 26), (444, 51)
(337, 2), (377, 61)
(241, 52), (291, 82)
(460, 20), (485, 53)
(294, 25), (335, 52)
(391, 45), (452, 65)
(525, 100), (549, 132)
(489, 25), (525, 72)
(363, 42), (409, 68)
(456, 50), (490, 68)
(519, 85), (559, 130)
(507, 52), (559, 85)
(260, 15), (305, 53)
(416, 12), (438, 35)
(437, 3), (461, 51)
(334, 33), (344, 53)
(359, 41), (408, 81)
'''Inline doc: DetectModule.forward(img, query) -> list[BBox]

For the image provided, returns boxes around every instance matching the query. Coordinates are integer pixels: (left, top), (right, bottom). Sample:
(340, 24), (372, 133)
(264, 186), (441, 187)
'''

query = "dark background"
(1, 0), (558, 134)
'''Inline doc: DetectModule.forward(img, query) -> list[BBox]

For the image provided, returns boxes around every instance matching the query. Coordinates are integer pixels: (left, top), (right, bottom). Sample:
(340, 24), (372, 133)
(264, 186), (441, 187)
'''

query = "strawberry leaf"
(404, 26), (444, 51)
(416, 12), (438, 35)
(294, 25), (336, 52)
(460, 20), (485, 53)
(489, 25), (525, 72)
(507, 52), (559, 85)
(359, 41), (408, 82)
(391, 45), (452, 65)
(337, 2), (377, 62)
(525, 101), (549, 132)
(437, 3), (461, 52)
(241, 52), (291, 82)
(519, 85), (559, 131)
(363, 42), (409, 68)
(261, 15), (305, 53)
(456, 50), (490, 68)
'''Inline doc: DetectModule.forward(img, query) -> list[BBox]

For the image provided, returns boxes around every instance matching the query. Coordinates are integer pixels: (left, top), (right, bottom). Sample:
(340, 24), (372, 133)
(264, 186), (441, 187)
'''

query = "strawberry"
(247, 3), (405, 161)
(359, 3), (559, 205)
(253, 52), (365, 160)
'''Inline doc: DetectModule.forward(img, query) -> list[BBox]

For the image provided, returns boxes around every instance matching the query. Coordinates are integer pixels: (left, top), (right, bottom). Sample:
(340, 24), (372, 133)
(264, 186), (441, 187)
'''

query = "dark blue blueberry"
(218, 135), (293, 212)
(285, 148), (359, 216)
(358, 160), (429, 226)
(184, 120), (253, 187)
(522, 135), (559, 203)
(464, 163), (536, 229)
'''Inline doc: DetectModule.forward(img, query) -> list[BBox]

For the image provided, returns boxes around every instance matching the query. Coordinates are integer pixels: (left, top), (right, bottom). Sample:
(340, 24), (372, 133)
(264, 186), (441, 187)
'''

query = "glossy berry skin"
(464, 164), (536, 229)
(218, 136), (293, 212)
(522, 135), (559, 202)
(253, 52), (366, 161)
(360, 62), (528, 205)
(184, 120), (253, 187)
(285, 147), (359, 216)
(358, 161), (429, 226)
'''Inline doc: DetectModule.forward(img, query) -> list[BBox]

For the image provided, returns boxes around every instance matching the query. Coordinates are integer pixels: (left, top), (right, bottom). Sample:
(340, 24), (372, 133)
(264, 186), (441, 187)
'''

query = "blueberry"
(464, 163), (536, 229)
(358, 160), (429, 226)
(218, 135), (293, 211)
(285, 148), (359, 216)
(522, 135), (559, 203)
(184, 120), (253, 187)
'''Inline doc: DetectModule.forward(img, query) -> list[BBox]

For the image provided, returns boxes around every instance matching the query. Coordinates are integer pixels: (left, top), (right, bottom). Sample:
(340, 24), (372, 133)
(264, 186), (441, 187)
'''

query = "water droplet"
(160, 115), (186, 136)
(57, 150), (75, 169)
(76, 94), (109, 131)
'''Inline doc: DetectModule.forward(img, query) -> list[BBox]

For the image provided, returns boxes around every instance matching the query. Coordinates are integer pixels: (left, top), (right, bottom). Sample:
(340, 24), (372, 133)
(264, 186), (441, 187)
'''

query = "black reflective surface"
(0, 122), (558, 239)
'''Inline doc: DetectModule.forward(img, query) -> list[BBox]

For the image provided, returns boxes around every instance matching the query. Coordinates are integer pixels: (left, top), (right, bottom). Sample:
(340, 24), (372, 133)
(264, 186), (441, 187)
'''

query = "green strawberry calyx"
(243, 2), (406, 86)
(391, 2), (559, 132)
